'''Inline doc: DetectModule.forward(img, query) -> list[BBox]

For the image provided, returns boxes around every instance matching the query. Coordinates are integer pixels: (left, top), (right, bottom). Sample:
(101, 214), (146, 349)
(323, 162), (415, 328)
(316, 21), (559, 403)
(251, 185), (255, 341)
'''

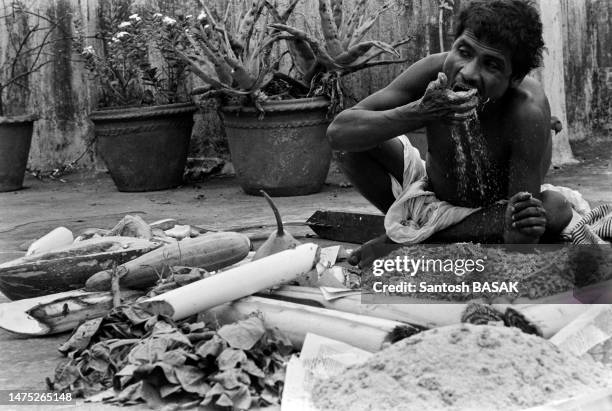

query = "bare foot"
(348, 234), (403, 268)
(503, 192), (546, 244)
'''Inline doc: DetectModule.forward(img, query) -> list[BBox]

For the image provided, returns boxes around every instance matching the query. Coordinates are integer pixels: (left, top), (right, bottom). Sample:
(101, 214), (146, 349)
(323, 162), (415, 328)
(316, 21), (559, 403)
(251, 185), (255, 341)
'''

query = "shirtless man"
(327, 0), (573, 265)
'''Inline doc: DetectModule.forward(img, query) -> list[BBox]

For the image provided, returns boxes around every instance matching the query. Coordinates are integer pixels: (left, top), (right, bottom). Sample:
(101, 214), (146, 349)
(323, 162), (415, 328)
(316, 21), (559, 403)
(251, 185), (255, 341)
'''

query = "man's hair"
(454, 0), (545, 80)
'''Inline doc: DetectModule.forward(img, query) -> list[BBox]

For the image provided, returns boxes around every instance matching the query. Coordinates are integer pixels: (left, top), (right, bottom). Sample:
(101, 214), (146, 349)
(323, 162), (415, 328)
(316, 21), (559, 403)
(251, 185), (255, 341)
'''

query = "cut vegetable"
(253, 190), (301, 260)
(260, 286), (466, 328)
(0, 289), (143, 336)
(85, 232), (251, 291)
(147, 243), (319, 320)
(0, 236), (160, 300)
(203, 296), (421, 352)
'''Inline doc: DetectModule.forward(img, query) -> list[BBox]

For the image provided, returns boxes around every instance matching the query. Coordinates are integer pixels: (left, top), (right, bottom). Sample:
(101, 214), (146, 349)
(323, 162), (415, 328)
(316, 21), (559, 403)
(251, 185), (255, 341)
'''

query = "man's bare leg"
(349, 190), (572, 268)
(335, 138), (406, 214)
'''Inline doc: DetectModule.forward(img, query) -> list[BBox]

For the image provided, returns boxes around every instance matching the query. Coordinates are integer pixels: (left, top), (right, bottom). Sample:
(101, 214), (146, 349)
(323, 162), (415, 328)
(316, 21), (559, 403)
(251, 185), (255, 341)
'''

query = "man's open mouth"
(452, 83), (474, 92)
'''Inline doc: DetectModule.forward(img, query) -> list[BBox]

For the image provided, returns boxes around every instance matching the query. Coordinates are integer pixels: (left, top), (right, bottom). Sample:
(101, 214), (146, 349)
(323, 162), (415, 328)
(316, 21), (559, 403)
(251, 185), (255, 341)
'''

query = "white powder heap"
(312, 324), (612, 411)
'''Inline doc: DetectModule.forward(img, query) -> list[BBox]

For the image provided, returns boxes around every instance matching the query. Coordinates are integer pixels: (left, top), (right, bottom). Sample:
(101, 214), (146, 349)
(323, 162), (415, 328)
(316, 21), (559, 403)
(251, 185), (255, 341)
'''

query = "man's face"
(442, 30), (514, 102)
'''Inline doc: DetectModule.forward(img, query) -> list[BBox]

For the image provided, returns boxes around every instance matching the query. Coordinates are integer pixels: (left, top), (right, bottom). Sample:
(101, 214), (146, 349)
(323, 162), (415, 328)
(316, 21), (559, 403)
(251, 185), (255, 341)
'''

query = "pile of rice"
(312, 324), (612, 411)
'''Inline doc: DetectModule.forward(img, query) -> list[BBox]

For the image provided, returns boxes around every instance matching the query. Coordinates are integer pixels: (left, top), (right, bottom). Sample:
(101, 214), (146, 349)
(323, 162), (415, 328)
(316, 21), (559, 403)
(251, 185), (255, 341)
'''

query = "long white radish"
(202, 296), (412, 352)
(260, 285), (468, 328)
(147, 243), (319, 320)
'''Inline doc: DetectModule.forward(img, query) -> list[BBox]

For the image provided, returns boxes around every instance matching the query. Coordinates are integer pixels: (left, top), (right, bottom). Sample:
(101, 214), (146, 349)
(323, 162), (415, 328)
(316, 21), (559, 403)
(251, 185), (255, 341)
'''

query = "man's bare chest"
(425, 120), (510, 206)
(426, 121), (509, 166)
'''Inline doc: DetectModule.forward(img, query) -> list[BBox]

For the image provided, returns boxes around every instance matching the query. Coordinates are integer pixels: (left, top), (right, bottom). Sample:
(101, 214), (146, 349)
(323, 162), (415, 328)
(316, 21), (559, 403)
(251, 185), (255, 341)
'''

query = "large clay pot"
(220, 97), (332, 196)
(0, 114), (36, 192)
(90, 103), (197, 192)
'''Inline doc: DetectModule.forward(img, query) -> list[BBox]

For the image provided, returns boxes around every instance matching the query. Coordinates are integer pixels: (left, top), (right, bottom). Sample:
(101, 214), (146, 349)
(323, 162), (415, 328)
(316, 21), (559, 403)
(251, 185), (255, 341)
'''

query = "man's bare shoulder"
(503, 76), (551, 132)
(502, 77), (553, 182)
(507, 76), (550, 118)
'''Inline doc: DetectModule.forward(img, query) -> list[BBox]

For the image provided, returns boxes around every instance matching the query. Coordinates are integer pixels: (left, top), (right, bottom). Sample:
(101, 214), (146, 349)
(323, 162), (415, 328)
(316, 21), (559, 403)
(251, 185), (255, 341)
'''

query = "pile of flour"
(312, 324), (612, 411)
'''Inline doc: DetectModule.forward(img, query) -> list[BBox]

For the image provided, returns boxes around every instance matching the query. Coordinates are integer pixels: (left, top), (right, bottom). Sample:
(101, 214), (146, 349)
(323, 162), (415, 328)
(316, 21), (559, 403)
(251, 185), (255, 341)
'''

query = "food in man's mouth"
(451, 82), (474, 92)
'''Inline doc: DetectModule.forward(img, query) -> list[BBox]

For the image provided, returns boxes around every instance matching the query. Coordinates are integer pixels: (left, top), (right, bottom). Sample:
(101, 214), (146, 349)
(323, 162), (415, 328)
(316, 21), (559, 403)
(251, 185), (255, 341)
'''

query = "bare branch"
(2, 59), (54, 90)
(340, 56), (412, 76)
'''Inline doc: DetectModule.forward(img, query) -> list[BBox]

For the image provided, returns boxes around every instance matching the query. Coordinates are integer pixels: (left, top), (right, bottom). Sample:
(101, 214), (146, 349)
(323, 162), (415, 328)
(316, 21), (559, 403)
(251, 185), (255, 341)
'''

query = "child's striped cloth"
(571, 204), (612, 244)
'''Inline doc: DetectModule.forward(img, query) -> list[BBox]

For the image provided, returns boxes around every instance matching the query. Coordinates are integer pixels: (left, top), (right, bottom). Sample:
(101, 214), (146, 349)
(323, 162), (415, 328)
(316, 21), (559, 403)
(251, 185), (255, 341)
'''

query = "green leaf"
(149, 321), (176, 336)
(148, 324), (192, 349)
(217, 348), (247, 370)
(215, 393), (233, 407)
(58, 317), (104, 356)
(121, 305), (155, 325)
(152, 362), (180, 385)
(51, 361), (80, 390)
(212, 369), (249, 390)
(141, 380), (167, 409)
(242, 359), (265, 378)
(196, 334), (226, 358)
(201, 382), (225, 406)
(128, 338), (169, 364)
(159, 349), (187, 367)
(218, 317), (266, 350)
(260, 386), (279, 405)
(185, 322), (207, 333)
(133, 362), (179, 388)
(117, 381), (144, 403)
(115, 363), (138, 378)
(159, 383), (182, 398)
(266, 327), (294, 356)
(229, 385), (252, 410)
(264, 366), (285, 388)
(175, 365), (210, 396)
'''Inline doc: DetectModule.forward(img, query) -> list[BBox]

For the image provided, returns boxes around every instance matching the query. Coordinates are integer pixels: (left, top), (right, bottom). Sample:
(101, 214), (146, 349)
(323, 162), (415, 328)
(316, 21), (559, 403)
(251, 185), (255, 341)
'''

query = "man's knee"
(541, 190), (572, 233)
(334, 150), (365, 178)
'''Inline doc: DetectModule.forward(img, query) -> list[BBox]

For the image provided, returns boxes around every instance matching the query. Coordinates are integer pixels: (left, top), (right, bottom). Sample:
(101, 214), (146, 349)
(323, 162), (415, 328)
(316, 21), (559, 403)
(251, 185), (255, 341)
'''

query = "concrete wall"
(0, 0), (609, 171)
(560, 0), (612, 140)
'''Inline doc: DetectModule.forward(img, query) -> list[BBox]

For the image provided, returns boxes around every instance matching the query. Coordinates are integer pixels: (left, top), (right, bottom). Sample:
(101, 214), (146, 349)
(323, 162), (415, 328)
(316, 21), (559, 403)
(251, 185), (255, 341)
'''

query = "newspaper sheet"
(550, 305), (612, 365)
(281, 333), (372, 411)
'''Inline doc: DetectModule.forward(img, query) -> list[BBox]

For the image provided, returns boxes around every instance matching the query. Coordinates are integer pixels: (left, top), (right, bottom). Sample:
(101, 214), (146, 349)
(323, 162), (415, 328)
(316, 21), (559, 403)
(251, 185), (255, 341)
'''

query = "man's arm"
(327, 53), (444, 151)
(504, 102), (551, 239)
(507, 102), (550, 196)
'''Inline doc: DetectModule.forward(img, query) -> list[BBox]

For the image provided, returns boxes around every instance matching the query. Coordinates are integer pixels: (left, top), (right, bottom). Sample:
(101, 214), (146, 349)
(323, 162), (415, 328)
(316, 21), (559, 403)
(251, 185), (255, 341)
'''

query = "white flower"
(82, 45), (95, 55)
(111, 36), (120, 43)
(186, 14), (192, 19)
(153, 13), (162, 18)
(162, 16), (176, 26)
(197, 11), (206, 21)
(118, 21), (131, 28)
(203, 24), (210, 30)
(128, 13), (141, 21)
(116, 31), (130, 39)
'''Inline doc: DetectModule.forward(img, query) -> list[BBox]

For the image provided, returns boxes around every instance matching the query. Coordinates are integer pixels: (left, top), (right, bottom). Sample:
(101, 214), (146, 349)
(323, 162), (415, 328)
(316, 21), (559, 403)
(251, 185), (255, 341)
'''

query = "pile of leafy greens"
(48, 301), (293, 409)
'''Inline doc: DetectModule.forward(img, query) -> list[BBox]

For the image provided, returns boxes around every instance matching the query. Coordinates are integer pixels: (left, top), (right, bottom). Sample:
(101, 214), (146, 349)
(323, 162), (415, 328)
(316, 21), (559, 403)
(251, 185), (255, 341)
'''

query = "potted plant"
(155, 0), (410, 196)
(0, 1), (64, 192)
(76, 3), (196, 192)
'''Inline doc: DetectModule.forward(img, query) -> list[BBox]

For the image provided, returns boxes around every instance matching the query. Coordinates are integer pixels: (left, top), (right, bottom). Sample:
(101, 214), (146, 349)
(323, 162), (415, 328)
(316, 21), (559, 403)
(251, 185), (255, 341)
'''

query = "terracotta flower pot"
(0, 114), (36, 192)
(219, 97), (332, 196)
(90, 103), (197, 192)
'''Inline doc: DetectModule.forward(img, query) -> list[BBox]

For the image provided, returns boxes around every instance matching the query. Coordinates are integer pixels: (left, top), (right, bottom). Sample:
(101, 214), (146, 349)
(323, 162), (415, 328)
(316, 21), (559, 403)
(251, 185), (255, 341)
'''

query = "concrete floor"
(0, 136), (610, 405)
(0, 164), (377, 405)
